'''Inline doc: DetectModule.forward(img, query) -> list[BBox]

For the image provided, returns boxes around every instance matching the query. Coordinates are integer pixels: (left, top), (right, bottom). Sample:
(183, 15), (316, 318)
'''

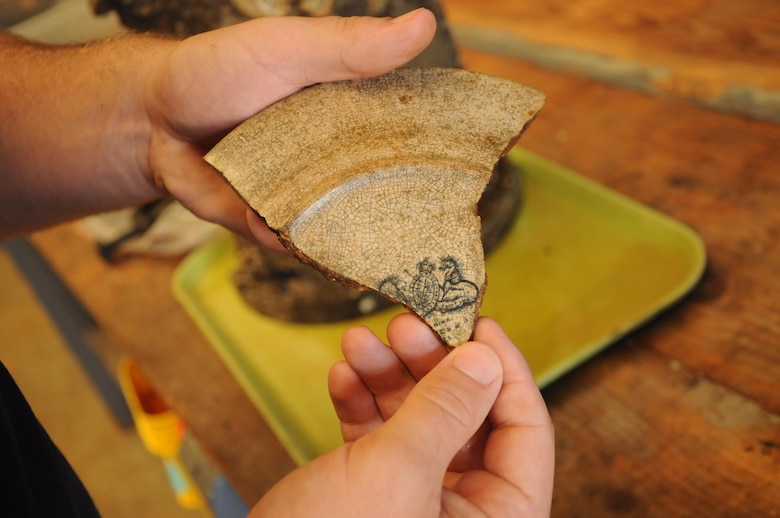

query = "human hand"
(249, 314), (555, 517)
(1, 13), (433, 237)
(142, 10), (436, 249)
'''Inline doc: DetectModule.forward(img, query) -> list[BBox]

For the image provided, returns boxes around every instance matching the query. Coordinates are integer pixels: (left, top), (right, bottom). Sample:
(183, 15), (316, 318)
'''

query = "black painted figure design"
(409, 259), (441, 315)
(379, 256), (479, 316)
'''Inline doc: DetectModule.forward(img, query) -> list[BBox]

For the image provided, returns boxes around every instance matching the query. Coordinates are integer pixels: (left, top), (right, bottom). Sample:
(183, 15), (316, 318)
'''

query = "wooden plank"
(459, 48), (780, 414)
(441, 0), (780, 122)
(29, 226), (296, 504)
(544, 341), (780, 517)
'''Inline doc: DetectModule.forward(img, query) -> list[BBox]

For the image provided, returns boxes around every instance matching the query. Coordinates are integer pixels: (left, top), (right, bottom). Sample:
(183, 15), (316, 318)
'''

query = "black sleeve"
(0, 361), (100, 518)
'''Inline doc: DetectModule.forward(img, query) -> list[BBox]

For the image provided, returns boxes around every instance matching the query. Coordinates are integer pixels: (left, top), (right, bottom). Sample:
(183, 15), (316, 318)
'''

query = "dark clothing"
(0, 361), (100, 517)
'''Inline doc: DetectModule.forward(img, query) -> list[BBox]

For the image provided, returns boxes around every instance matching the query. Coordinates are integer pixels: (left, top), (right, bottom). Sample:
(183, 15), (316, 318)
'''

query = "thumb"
(255, 8), (438, 84)
(156, 9), (437, 138)
(377, 342), (503, 470)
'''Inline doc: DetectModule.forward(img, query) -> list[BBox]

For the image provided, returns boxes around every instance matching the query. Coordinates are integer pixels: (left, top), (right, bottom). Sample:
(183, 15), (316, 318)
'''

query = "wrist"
(0, 31), (175, 234)
(87, 33), (179, 202)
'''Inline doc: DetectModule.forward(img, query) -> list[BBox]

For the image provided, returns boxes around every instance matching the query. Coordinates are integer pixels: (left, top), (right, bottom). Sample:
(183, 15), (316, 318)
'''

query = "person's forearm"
(0, 31), (173, 237)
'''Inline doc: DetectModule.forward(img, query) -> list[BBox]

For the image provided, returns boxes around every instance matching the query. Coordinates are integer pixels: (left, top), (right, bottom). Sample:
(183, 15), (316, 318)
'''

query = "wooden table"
(30, 3), (780, 515)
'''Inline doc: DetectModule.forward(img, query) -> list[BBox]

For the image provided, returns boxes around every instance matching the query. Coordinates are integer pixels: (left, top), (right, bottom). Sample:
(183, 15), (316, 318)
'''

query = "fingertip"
(245, 209), (288, 252)
(327, 359), (359, 399)
(327, 359), (370, 416)
(384, 7), (437, 66)
(474, 315), (504, 336)
(390, 7), (437, 43)
(390, 7), (429, 24)
(318, 9), (436, 80)
(386, 312), (447, 380)
(341, 325), (399, 373)
(386, 312), (435, 342)
(341, 325), (377, 351)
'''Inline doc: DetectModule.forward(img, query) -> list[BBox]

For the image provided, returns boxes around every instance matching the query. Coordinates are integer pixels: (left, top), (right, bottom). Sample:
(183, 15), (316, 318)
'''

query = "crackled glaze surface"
(205, 67), (544, 345)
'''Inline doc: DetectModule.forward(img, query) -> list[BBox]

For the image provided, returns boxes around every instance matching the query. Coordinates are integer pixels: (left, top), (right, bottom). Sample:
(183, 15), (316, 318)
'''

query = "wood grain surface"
(28, 6), (780, 514)
(441, 0), (780, 123)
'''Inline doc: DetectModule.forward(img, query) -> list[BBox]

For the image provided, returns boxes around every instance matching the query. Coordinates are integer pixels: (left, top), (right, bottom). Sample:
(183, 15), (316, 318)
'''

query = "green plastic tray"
(172, 148), (706, 465)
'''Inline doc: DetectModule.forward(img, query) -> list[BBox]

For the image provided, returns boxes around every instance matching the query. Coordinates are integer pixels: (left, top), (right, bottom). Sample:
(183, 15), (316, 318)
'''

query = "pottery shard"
(205, 67), (545, 346)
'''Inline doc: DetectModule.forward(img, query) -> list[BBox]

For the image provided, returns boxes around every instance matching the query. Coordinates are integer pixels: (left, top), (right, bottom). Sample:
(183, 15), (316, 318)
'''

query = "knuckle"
(420, 384), (475, 431)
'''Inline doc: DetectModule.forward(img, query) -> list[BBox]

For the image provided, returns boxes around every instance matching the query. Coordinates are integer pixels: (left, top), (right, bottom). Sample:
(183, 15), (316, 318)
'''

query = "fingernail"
(391, 7), (422, 24)
(453, 344), (501, 385)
